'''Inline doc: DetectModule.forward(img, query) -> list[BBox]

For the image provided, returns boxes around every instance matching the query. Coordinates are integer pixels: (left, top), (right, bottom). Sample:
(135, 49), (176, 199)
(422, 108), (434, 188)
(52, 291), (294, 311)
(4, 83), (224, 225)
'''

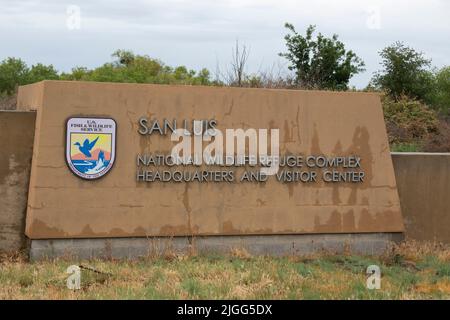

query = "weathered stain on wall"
(392, 153), (450, 243)
(17, 81), (404, 239)
(0, 111), (35, 252)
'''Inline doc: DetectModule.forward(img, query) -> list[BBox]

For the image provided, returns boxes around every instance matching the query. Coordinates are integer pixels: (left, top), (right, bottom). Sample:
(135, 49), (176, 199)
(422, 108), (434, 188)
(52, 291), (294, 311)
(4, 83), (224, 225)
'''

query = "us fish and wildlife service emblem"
(66, 117), (116, 180)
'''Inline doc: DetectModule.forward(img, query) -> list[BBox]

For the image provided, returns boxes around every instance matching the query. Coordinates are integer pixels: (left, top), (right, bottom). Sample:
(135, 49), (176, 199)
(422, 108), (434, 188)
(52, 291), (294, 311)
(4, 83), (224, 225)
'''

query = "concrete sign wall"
(17, 81), (404, 239)
(393, 153), (450, 243)
(0, 111), (35, 251)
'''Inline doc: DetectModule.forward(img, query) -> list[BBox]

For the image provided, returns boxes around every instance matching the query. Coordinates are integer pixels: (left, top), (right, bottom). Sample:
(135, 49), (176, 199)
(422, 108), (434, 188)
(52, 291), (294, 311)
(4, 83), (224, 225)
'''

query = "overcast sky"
(1, 0), (449, 88)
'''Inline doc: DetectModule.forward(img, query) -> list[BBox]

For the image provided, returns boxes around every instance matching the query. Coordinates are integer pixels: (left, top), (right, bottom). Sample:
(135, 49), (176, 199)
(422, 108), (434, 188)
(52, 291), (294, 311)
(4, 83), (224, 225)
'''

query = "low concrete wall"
(0, 111), (35, 252)
(30, 233), (403, 260)
(392, 153), (450, 243)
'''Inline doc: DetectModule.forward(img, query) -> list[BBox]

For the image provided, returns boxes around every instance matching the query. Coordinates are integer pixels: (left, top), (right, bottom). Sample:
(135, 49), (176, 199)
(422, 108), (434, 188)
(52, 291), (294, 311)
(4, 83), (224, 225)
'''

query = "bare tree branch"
(228, 40), (250, 87)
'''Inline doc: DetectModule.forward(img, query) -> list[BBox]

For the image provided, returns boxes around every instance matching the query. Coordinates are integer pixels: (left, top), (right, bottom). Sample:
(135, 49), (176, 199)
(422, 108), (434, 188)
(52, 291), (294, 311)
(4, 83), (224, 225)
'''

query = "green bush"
(382, 96), (438, 147)
(1, 50), (213, 96)
(0, 58), (59, 95)
(428, 66), (450, 115)
(27, 63), (59, 83)
(78, 51), (211, 86)
(0, 57), (29, 95)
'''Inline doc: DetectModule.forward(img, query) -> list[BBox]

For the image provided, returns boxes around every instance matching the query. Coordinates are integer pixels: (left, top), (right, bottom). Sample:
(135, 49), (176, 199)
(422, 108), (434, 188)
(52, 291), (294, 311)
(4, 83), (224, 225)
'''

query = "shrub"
(423, 120), (450, 152)
(382, 96), (438, 148)
(428, 66), (450, 115)
(0, 58), (29, 95)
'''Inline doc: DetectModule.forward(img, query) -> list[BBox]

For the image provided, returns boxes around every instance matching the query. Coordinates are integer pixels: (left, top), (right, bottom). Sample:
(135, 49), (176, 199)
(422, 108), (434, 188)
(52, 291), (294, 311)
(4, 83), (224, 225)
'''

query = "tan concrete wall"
(17, 82), (44, 111)
(18, 81), (403, 239)
(392, 153), (450, 243)
(2, 84), (448, 244)
(0, 111), (35, 252)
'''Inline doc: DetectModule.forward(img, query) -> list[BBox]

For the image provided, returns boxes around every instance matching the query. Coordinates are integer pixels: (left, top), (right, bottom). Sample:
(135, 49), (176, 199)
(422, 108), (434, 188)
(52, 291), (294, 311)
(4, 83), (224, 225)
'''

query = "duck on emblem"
(74, 136), (99, 158)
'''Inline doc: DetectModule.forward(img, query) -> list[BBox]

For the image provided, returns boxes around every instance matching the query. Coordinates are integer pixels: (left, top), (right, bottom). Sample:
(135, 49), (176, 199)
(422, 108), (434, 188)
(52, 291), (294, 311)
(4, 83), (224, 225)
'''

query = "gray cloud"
(0, 0), (449, 88)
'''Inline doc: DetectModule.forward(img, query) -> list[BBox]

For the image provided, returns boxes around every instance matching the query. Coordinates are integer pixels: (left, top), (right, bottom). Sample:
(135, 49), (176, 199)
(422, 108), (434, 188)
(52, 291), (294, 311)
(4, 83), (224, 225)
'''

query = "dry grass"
(1, 240), (450, 300)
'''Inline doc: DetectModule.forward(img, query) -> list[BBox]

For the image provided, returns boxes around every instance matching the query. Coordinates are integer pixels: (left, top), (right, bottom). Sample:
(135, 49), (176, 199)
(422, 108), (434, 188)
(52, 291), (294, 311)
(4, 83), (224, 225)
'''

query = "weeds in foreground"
(0, 240), (450, 299)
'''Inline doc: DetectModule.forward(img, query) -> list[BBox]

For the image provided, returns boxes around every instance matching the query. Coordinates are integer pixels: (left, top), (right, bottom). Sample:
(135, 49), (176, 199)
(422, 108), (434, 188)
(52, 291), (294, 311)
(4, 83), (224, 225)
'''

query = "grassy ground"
(1, 241), (450, 300)
(390, 142), (421, 152)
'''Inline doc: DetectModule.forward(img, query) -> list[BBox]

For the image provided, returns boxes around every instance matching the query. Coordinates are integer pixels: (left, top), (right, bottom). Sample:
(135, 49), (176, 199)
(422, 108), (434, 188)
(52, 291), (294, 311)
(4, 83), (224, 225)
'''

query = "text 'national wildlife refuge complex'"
(136, 118), (365, 183)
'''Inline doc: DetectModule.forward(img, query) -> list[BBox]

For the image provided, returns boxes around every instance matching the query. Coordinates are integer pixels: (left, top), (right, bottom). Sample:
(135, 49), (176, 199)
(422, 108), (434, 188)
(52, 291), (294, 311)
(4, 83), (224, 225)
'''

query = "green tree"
(27, 63), (59, 83)
(60, 66), (91, 81)
(88, 63), (124, 82)
(196, 68), (211, 85)
(0, 50), (214, 95)
(279, 23), (365, 90)
(112, 49), (135, 67)
(371, 42), (433, 102)
(80, 51), (213, 86)
(429, 66), (450, 114)
(124, 55), (164, 83)
(0, 57), (29, 95)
